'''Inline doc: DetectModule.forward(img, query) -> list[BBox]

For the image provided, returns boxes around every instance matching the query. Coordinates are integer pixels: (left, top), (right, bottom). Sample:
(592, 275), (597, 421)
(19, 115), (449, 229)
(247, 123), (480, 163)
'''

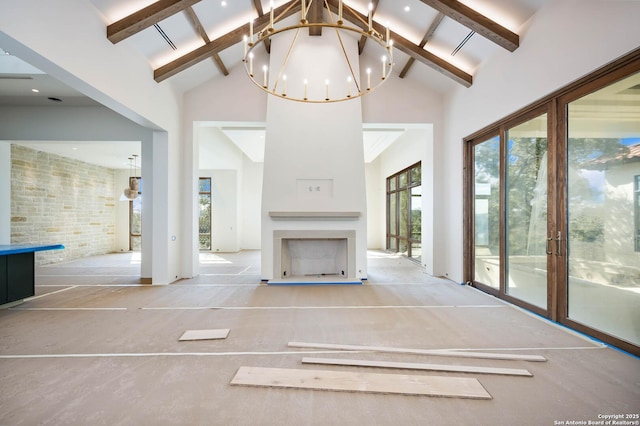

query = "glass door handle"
(546, 237), (554, 255)
(555, 231), (562, 257)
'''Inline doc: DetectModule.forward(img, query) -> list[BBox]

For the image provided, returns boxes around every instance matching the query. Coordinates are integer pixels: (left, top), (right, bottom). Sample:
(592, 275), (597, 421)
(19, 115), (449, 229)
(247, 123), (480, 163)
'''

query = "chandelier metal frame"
(242, 0), (394, 103)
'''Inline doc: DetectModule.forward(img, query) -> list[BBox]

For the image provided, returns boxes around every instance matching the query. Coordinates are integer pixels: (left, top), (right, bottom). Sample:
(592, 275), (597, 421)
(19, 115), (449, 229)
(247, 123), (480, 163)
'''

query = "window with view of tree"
(387, 163), (421, 262)
(199, 177), (212, 251)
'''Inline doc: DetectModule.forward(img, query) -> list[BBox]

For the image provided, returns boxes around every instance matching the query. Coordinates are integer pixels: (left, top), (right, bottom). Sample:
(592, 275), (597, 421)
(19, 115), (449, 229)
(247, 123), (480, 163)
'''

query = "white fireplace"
(273, 230), (356, 281)
(260, 30), (368, 283)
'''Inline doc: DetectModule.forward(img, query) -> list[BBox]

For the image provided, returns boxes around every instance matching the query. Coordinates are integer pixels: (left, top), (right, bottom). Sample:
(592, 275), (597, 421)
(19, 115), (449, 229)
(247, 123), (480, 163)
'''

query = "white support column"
(181, 122), (199, 279)
(0, 142), (11, 244)
(141, 136), (153, 282)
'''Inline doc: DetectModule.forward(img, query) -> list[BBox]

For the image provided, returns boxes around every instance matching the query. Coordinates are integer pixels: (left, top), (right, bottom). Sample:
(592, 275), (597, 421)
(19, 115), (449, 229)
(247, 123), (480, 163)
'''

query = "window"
(473, 136), (500, 290)
(199, 177), (212, 251)
(387, 163), (421, 261)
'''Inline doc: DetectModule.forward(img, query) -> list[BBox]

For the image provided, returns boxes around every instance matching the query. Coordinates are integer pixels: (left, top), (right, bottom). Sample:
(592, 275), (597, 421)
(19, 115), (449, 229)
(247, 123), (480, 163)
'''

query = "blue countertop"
(0, 244), (65, 256)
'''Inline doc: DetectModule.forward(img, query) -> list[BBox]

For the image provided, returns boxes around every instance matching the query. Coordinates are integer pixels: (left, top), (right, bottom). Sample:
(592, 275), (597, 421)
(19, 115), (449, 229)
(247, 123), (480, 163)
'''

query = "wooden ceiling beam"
(107, 0), (202, 44)
(308, 0), (324, 36)
(399, 12), (444, 79)
(154, 1), (300, 82)
(327, 0), (472, 87)
(184, 7), (229, 76)
(418, 0), (519, 51)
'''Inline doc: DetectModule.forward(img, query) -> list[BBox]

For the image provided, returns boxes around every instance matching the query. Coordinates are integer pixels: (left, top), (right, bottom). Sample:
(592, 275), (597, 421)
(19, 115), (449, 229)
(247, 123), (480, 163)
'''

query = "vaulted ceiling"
(1, 0), (547, 169)
(92, 0), (546, 94)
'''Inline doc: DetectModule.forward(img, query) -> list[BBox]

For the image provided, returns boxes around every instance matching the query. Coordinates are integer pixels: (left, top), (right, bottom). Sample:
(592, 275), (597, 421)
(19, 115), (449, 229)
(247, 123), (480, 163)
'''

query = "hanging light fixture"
(122, 155), (139, 201)
(242, 0), (394, 103)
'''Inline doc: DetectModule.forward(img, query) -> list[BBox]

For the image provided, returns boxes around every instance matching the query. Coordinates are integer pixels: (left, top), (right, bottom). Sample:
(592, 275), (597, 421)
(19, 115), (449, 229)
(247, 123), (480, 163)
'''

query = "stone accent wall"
(11, 145), (117, 265)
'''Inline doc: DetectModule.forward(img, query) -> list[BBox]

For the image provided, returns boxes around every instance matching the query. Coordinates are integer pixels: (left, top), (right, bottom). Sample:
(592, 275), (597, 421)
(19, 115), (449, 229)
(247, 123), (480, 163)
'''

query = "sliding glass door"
(505, 114), (549, 309)
(470, 110), (551, 313)
(465, 50), (640, 354)
(473, 135), (500, 290)
(563, 71), (640, 347)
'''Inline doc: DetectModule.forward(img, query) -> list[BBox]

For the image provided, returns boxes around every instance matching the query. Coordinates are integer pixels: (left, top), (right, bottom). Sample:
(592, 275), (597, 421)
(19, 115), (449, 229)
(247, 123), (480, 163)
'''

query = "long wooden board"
(178, 329), (229, 341)
(301, 357), (533, 377)
(288, 341), (547, 362)
(230, 366), (492, 399)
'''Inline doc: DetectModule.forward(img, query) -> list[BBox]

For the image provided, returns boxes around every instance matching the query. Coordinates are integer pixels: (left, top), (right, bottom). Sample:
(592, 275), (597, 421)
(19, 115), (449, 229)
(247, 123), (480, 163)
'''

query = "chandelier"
(122, 154), (140, 201)
(242, 0), (394, 103)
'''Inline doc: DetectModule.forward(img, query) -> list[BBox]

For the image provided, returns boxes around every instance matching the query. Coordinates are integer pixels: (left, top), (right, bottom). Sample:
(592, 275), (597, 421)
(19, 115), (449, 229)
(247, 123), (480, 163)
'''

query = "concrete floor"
(1, 250), (638, 425)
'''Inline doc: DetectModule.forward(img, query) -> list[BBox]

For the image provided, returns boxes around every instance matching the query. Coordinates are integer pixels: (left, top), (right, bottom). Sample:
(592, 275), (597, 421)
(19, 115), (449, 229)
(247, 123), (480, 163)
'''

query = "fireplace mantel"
(269, 211), (360, 220)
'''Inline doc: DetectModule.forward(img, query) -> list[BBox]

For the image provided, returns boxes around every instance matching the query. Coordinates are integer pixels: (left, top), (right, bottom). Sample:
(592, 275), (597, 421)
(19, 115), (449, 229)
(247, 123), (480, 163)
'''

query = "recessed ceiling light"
(31, 89), (39, 93)
(404, 6), (410, 12)
(221, 0), (227, 6)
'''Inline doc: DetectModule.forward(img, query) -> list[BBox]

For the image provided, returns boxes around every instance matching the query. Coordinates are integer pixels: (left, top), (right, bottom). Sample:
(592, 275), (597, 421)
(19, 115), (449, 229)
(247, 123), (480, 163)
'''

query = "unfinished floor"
(0, 250), (638, 425)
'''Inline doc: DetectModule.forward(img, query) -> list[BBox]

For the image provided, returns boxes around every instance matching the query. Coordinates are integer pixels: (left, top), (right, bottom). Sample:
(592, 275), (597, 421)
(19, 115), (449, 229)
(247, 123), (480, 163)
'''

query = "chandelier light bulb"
(366, 68), (372, 90)
(262, 65), (268, 87)
(269, 0), (275, 31)
(386, 22), (390, 46)
(248, 52), (254, 76)
(304, 78), (308, 100)
(282, 74), (287, 96)
(325, 79), (330, 100)
(368, 3), (374, 32)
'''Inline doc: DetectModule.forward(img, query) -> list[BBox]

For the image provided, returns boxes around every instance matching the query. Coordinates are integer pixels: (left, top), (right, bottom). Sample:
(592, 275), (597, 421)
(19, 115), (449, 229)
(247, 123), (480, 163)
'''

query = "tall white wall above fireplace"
(260, 29), (368, 282)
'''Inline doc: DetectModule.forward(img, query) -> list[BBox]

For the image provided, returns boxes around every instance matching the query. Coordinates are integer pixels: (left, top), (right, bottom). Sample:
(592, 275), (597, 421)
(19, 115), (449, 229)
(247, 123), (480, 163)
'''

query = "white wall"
(1, 1), (183, 284)
(199, 169), (239, 253)
(260, 31), (368, 280)
(377, 127), (434, 274)
(365, 159), (382, 249)
(197, 126), (263, 252)
(440, 0), (640, 282)
(241, 157), (263, 250)
(182, 32), (444, 279)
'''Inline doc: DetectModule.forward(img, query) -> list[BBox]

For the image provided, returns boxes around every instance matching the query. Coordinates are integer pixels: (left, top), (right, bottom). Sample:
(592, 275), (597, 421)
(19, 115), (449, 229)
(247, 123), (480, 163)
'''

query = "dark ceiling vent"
(452, 31), (475, 56)
(154, 23), (177, 50)
(0, 75), (33, 80)
(47, 97), (62, 102)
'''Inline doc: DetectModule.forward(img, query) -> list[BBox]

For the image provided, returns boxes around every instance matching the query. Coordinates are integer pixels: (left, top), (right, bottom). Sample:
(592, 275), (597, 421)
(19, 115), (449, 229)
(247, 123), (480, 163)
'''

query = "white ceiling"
(218, 125), (406, 163)
(1, 1), (548, 169)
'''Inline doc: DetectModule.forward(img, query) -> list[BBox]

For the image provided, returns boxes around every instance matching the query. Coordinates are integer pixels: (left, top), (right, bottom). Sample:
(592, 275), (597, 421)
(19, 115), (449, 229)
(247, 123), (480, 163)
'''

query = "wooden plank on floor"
(178, 329), (229, 341)
(301, 357), (533, 377)
(230, 366), (492, 399)
(288, 342), (547, 362)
